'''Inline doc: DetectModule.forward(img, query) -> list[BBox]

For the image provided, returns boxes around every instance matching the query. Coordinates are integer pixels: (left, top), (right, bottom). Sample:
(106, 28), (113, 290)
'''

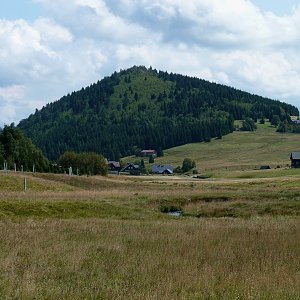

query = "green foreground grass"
(0, 171), (300, 299)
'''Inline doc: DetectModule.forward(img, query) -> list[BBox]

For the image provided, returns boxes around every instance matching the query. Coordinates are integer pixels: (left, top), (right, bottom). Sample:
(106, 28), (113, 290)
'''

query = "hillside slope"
(150, 122), (300, 172)
(18, 66), (298, 160)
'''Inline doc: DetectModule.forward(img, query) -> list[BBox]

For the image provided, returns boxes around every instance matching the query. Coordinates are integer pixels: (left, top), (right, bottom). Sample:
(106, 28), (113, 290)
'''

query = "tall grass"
(0, 218), (299, 299)
(1, 173), (300, 298)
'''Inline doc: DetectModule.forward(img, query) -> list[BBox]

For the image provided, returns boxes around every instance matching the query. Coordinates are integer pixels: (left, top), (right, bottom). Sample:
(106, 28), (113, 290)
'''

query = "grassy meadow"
(124, 122), (300, 172)
(1, 124), (300, 299)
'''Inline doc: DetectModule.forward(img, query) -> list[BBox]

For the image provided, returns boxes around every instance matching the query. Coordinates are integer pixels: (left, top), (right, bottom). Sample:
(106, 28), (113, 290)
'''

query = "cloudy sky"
(1, 0), (300, 125)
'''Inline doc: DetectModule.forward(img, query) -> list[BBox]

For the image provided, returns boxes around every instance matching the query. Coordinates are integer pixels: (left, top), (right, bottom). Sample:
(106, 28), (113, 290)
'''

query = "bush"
(271, 115), (280, 127)
(157, 147), (164, 157)
(276, 121), (289, 133)
(241, 118), (257, 131)
(174, 166), (182, 173)
(149, 155), (154, 163)
(182, 158), (196, 172)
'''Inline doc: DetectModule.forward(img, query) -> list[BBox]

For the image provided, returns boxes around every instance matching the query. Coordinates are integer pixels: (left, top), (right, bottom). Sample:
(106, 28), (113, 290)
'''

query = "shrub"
(149, 155), (154, 163)
(174, 166), (182, 173)
(182, 158), (196, 172)
(241, 118), (257, 131)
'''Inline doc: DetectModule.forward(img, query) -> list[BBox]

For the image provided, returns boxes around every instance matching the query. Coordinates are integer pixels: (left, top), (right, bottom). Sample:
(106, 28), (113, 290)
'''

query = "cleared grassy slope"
(134, 122), (300, 171)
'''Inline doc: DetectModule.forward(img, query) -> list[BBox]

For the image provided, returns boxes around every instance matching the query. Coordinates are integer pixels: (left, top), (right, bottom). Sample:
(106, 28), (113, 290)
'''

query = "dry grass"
(0, 218), (300, 299)
(1, 172), (300, 298)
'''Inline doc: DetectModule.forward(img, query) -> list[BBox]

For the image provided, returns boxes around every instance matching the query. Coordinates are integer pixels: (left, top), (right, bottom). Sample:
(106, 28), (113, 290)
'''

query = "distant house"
(152, 164), (174, 174)
(292, 120), (300, 124)
(120, 163), (140, 174)
(290, 152), (300, 168)
(107, 161), (121, 172)
(141, 149), (157, 157)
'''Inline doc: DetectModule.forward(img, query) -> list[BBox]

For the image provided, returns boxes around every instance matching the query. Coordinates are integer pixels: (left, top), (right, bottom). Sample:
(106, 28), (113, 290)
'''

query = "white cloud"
(0, 85), (25, 125)
(1, 0), (300, 125)
(33, 18), (73, 47)
(0, 85), (25, 102)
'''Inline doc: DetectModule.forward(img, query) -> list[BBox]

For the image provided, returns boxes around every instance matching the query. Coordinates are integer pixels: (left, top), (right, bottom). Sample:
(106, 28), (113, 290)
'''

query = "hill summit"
(18, 66), (298, 160)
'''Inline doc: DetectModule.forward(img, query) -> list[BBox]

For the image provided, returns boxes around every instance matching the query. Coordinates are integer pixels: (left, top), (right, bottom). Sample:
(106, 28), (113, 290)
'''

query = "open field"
(0, 171), (300, 299)
(124, 122), (300, 171)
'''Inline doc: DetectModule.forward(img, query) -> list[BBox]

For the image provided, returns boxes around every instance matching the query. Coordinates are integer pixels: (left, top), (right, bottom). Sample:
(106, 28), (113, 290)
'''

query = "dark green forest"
(0, 125), (50, 172)
(18, 66), (299, 161)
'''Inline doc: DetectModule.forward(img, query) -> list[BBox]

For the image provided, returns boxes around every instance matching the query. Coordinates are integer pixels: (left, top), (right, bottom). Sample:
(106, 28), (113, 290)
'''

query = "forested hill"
(18, 66), (299, 161)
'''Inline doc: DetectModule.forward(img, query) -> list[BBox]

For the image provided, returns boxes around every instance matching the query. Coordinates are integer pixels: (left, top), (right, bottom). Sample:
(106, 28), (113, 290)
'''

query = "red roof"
(141, 150), (156, 153)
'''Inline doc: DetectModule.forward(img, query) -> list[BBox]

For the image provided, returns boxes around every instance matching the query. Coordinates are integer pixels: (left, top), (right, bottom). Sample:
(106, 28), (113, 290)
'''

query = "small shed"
(290, 152), (300, 168)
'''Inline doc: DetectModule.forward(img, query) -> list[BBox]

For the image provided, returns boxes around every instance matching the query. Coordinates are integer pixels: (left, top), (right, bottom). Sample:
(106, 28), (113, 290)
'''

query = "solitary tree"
(157, 147), (164, 157)
(271, 115), (280, 127)
(241, 118), (257, 131)
(277, 121), (289, 133)
(140, 159), (147, 174)
(149, 155), (154, 163)
(182, 158), (196, 172)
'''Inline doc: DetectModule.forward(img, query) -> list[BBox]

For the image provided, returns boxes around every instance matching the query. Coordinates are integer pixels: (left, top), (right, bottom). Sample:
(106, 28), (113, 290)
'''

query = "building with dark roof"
(290, 152), (300, 168)
(152, 164), (173, 174)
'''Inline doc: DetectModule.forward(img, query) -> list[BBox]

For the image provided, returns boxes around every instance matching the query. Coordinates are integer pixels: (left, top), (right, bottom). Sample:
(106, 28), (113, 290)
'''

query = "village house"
(107, 161), (121, 172)
(152, 164), (174, 174)
(120, 163), (140, 174)
(290, 152), (300, 168)
(140, 149), (157, 157)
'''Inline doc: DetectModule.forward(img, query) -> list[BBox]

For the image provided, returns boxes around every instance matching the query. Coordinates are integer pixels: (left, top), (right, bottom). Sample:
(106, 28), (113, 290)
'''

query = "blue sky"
(1, 0), (300, 125)
(2, 0), (299, 21)
(252, 0), (300, 15)
(0, 0), (41, 21)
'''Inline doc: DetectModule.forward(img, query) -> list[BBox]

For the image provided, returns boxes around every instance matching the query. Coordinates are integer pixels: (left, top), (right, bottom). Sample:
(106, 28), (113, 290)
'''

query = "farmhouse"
(152, 164), (174, 174)
(290, 152), (300, 168)
(120, 163), (140, 173)
(107, 161), (121, 172)
(141, 149), (157, 157)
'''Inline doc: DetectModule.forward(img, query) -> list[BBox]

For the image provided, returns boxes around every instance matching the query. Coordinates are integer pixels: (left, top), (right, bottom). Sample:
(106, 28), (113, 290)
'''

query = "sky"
(1, 0), (300, 125)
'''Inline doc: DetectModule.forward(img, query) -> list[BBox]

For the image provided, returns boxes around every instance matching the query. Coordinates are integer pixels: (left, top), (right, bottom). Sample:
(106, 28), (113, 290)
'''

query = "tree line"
(57, 151), (107, 176)
(0, 124), (50, 172)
